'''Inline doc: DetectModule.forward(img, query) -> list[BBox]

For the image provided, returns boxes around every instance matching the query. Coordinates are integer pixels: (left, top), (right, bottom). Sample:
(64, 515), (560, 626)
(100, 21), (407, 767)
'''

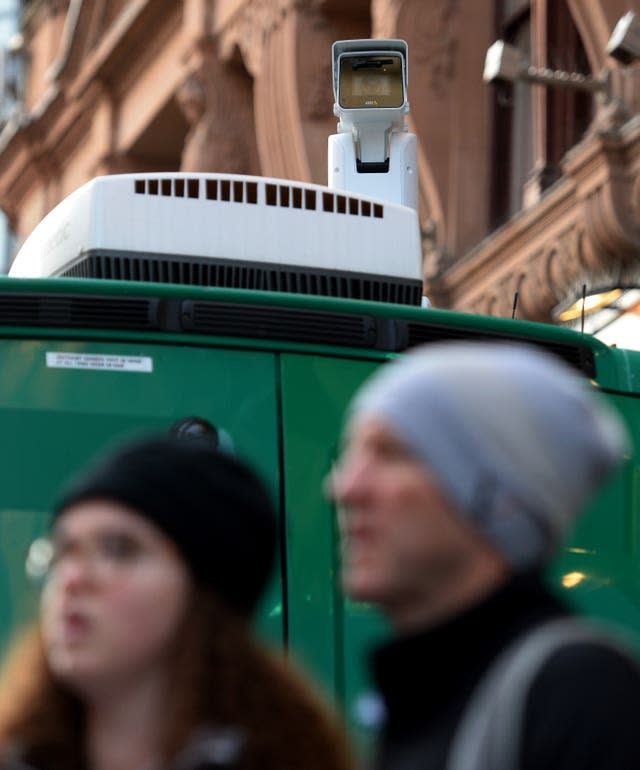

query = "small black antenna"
(511, 291), (519, 320)
(581, 284), (586, 334)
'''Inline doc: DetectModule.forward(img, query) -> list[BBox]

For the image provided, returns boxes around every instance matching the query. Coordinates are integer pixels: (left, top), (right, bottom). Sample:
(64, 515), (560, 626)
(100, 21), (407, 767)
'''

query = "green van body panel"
(1, 276), (640, 744)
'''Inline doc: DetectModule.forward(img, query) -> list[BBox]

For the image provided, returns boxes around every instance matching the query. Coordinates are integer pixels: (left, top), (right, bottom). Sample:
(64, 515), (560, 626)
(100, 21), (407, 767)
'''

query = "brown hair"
(0, 628), (85, 770)
(0, 590), (355, 770)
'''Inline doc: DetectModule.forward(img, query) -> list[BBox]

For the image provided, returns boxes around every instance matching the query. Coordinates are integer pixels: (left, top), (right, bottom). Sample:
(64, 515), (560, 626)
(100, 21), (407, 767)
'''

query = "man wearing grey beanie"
(330, 342), (640, 770)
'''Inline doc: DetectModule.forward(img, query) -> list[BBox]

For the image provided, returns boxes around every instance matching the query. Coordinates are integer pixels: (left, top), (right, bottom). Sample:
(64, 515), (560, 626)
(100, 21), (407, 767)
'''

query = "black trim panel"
(406, 321), (596, 378)
(60, 250), (421, 307)
(0, 294), (158, 330)
(0, 292), (596, 376)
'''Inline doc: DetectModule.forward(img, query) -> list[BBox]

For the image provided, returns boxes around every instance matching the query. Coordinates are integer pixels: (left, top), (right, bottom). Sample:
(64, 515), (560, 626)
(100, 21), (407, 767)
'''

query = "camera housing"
(328, 39), (417, 209)
(335, 44), (406, 112)
(483, 41), (525, 84)
(606, 11), (640, 65)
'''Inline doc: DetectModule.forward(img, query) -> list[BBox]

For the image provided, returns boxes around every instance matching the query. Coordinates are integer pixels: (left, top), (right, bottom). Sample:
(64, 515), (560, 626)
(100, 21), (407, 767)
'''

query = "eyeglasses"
(26, 530), (144, 583)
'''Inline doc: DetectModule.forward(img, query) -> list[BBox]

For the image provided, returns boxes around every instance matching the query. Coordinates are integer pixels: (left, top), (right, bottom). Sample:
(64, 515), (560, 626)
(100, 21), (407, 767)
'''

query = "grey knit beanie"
(347, 342), (628, 569)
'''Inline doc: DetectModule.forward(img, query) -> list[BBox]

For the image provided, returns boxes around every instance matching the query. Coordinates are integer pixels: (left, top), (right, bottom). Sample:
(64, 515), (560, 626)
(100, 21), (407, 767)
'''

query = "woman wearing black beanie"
(0, 435), (354, 770)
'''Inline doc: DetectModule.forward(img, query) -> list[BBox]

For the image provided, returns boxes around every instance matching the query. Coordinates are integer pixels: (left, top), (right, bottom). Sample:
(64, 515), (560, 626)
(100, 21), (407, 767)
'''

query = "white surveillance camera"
(333, 40), (409, 118)
(483, 41), (525, 84)
(328, 39), (417, 209)
(607, 12), (640, 65)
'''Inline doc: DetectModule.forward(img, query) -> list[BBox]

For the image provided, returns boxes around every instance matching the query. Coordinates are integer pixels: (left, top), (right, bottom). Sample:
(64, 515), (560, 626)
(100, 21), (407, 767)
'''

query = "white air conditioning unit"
(10, 172), (423, 305)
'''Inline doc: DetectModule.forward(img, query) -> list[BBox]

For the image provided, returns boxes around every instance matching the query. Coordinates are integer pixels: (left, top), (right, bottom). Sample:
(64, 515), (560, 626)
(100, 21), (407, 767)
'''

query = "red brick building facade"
(1, 0), (639, 324)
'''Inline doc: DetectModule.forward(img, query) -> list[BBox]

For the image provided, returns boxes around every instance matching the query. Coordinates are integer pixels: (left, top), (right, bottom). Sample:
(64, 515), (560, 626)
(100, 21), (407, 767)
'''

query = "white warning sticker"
(46, 352), (153, 373)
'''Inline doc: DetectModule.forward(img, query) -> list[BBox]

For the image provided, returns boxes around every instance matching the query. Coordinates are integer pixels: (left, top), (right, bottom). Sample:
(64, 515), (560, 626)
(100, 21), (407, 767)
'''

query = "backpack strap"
(446, 618), (631, 770)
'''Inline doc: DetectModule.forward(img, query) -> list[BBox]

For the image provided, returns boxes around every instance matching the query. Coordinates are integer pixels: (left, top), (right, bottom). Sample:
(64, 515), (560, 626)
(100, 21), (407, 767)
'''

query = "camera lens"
(339, 54), (404, 109)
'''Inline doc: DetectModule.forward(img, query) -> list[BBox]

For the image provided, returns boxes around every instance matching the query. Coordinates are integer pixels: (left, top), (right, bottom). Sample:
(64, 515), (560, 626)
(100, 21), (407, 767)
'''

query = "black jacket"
(371, 572), (640, 770)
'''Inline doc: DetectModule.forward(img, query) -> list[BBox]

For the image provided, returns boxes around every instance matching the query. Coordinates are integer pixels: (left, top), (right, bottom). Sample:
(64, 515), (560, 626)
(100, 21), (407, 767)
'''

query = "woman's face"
(41, 501), (193, 699)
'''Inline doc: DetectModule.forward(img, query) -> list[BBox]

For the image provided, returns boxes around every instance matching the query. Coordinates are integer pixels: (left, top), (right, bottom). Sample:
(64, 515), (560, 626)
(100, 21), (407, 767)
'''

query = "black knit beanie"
(52, 435), (277, 616)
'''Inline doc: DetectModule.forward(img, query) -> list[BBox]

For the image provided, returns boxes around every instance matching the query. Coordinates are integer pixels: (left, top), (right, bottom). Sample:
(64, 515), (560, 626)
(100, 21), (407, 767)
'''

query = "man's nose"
(329, 454), (370, 505)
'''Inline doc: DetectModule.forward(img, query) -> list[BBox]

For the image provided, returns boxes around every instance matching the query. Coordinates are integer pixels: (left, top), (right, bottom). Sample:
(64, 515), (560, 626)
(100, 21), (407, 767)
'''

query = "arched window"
(0, 210), (15, 274)
(491, 0), (532, 227)
(0, 0), (21, 272)
(545, 2), (592, 172)
(0, 0), (19, 40)
(490, 0), (593, 229)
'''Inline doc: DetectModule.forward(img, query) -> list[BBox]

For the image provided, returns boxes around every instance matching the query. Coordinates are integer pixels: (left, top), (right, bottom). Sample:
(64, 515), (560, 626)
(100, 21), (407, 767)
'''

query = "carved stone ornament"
(435, 118), (640, 323)
(176, 47), (259, 175)
(217, 0), (324, 78)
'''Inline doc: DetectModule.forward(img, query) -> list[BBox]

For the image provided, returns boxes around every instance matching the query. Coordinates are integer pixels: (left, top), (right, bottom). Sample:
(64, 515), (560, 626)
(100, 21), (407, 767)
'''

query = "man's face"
(331, 418), (487, 627)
